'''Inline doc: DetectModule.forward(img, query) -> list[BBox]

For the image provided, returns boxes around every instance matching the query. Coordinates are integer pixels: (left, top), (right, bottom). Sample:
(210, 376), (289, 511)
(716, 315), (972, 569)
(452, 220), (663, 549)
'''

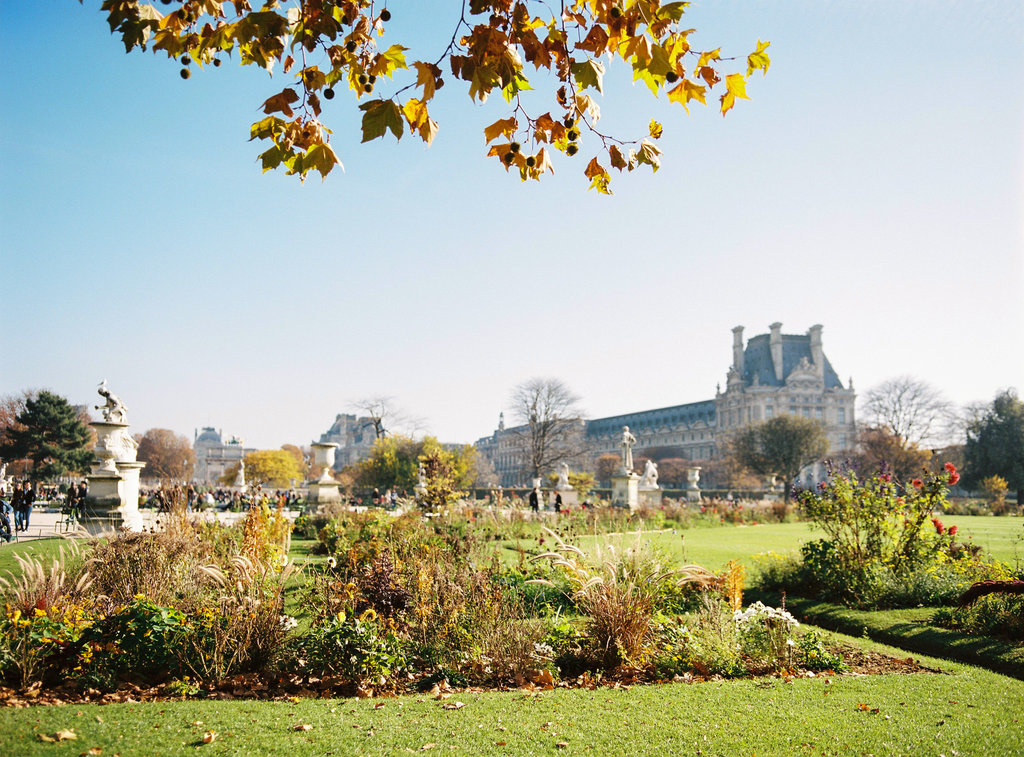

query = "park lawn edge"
(750, 589), (1024, 681)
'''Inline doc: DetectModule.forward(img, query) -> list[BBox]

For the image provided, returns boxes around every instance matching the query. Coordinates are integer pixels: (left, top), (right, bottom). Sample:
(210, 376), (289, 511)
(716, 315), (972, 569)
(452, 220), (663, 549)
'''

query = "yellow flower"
(359, 609), (378, 623)
(336, 610), (347, 623)
(10, 609), (21, 623)
(34, 608), (47, 618)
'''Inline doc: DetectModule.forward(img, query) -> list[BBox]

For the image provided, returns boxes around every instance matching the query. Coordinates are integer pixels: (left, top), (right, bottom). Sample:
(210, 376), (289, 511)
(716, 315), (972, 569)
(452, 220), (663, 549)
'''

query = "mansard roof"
(743, 333), (845, 389)
(586, 400), (717, 437)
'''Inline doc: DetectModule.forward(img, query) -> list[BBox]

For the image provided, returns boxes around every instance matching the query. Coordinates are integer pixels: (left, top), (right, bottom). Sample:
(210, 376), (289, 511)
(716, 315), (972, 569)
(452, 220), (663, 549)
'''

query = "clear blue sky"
(1, 1), (1021, 449)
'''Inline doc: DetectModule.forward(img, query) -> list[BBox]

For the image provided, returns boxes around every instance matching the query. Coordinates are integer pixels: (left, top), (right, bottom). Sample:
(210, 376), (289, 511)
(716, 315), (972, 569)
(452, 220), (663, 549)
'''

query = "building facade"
(476, 323), (857, 486)
(193, 427), (256, 485)
(318, 413), (379, 468)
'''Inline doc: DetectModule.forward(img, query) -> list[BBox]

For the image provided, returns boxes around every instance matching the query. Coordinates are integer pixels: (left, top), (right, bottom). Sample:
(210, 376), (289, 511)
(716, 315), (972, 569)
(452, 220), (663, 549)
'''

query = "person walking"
(528, 487), (539, 514)
(18, 482), (35, 533)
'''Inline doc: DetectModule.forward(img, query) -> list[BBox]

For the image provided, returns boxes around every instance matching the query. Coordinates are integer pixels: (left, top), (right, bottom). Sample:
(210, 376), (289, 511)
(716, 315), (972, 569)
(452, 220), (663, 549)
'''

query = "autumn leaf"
(39, 729), (77, 742)
(442, 701), (466, 710)
(636, 139), (662, 172)
(293, 723), (314, 731)
(305, 143), (341, 179)
(720, 73), (750, 115)
(585, 157), (612, 195)
(359, 99), (404, 142)
(667, 79), (706, 112)
(261, 88), (299, 117)
(608, 144), (629, 171)
(81, 748), (102, 756)
(570, 58), (605, 93)
(746, 39), (771, 77)
(484, 117), (518, 143)
(413, 61), (440, 101)
(203, 731), (217, 743)
(649, 119), (663, 139)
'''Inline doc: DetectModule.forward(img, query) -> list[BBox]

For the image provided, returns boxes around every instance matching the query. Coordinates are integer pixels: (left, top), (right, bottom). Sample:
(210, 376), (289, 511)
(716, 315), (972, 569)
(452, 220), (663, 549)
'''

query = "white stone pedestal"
(611, 473), (640, 510)
(84, 420), (144, 534)
(308, 442), (341, 504)
(686, 466), (703, 503)
(638, 488), (663, 508)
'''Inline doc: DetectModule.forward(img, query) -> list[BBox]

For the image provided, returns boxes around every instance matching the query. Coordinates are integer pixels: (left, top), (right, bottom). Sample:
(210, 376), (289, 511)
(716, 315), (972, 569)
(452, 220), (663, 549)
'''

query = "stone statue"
(95, 379), (128, 423)
(233, 460), (246, 489)
(638, 459), (659, 489)
(417, 462), (427, 489)
(556, 462), (571, 491)
(620, 426), (637, 473)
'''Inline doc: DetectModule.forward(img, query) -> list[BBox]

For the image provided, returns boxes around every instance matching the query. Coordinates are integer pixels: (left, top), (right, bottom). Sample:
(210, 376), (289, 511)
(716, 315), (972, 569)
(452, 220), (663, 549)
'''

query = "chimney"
(769, 322), (783, 381)
(731, 325), (745, 376)
(808, 324), (824, 377)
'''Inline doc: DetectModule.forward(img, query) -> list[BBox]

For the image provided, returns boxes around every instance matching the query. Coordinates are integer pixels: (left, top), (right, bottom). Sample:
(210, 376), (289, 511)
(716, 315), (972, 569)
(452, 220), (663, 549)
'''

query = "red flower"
(948, 471), (960, 486)
(944, 462), (957, 475)
(912, 479), (923, 488)
(949, 525), (958, 536)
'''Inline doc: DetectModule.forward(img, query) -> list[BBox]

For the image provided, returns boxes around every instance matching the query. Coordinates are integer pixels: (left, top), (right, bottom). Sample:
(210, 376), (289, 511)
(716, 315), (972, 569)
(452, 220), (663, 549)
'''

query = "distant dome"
(195, 427), (222, 445)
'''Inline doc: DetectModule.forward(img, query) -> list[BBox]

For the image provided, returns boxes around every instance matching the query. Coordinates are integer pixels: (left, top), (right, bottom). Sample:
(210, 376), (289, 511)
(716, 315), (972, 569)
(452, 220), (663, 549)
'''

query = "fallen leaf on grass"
(39, 729), (77, 743)
(202, 731), (217, 744)
(556, 742), (569, 749)
(421, 744), (436, 751)
(374, 702), (387, 710)
(79, 749), (102, 756)
(495, 742), (506, 746)
(294, 724), (313, 731)
(442, 701), (466, 710)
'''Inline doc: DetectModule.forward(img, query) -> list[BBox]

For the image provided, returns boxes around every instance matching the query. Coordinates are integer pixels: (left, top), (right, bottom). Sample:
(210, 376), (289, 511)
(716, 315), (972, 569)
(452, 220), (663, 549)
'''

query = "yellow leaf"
(746, 39), (771, 77)
(695, 48), (721, 70)
(585, 157), (612, 195)
(667, 79), (706, 113)
(720, 73), (749, 115)
(203, 731), (217, 744)
(649, 119), (663, 139)
(484, 117), (518, 143)
(413, 61), (439, 101)
(55, 730), (77, 742)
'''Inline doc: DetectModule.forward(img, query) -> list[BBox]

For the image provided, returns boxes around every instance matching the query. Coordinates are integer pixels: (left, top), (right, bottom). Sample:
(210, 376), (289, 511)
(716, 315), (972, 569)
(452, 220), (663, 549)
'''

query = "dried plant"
(0, 540), (92, 614)
(529, 527), (717, 669)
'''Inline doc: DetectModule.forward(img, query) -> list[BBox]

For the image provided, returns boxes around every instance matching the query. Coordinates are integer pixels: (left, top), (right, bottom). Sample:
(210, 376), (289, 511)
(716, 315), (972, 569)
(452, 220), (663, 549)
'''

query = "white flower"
(327, 556), (338, 569)
(280, 554), (289, 567)
(786, 638), (796, 647)
(279, 615), (299, 630)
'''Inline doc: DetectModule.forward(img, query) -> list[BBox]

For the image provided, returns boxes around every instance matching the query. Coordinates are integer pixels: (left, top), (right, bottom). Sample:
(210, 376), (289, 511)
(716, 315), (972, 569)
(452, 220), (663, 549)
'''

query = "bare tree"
(350, 396), (422, 440)
(509, 378), (587, 480)
(861, 376), (955, 449)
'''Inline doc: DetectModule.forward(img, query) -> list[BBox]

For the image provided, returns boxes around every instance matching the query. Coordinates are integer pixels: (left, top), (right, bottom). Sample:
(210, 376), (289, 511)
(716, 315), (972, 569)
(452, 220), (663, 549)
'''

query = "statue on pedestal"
(620, 426), (637, 474)
(556, 462), (572, 491)
(638, 459), (659, 489)
(95, 380), (128, 423)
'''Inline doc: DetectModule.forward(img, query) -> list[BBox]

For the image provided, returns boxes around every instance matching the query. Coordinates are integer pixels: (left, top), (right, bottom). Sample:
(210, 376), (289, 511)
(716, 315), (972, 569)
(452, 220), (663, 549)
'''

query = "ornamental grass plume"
(529, 527), (717, 669)
(0, 540), (92, 615)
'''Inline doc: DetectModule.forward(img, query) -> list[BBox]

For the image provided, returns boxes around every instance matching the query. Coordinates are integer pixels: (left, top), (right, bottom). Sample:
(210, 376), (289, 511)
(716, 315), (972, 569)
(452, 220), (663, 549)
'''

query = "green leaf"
(359, 99), (404, 142)
(501, 72), (532, 103)
(570, 58), (605, 93)
(747, 39), (771, 77)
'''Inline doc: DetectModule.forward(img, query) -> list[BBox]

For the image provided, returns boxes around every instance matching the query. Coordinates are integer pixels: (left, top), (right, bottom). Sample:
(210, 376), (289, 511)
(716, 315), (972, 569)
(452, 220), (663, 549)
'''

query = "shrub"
(80, 597), (187, 685)
(796, 629), (847, 672)
(733, 601), (798, 672)
(934, 592), (1024, 642)
(0, 599), (93, 687)
(291, 610), (406, 688)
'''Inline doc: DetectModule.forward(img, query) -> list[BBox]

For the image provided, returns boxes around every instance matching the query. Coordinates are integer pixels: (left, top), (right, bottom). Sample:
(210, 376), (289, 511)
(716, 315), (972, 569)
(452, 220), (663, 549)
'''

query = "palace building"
(476, 323), (857, 487)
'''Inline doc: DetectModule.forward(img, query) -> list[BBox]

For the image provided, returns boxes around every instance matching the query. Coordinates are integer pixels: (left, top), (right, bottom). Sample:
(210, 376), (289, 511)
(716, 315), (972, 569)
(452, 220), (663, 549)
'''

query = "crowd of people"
(0, 480), (89, 541)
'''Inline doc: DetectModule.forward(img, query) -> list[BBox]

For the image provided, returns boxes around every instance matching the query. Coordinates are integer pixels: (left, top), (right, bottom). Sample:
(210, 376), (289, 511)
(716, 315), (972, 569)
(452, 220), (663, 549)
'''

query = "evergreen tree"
(965, 389), (1024, 505)
(0, 391), (92, 481)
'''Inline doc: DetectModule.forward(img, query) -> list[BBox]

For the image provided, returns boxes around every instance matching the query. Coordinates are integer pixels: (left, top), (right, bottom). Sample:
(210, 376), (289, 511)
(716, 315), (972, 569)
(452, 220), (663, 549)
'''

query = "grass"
(573, 515), (1024, 573)
(750, 590), (1024, 681)
(0, 631), (1021, 756)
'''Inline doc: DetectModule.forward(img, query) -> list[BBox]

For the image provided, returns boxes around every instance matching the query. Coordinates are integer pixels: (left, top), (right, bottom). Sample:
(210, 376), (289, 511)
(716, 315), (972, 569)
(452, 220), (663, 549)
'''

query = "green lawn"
(0, 632), (1021, 756)
(575, 515), (1024, 573)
